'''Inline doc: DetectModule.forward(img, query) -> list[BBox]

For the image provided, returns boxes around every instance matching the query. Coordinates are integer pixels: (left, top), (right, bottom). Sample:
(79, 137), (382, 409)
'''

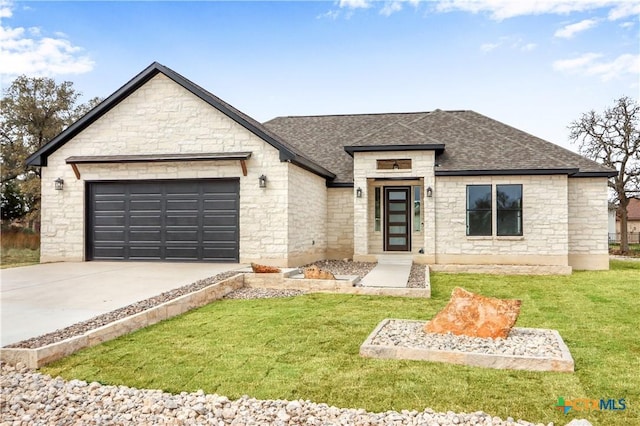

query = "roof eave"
(279, 151), (336, 180)
(571, 171), (618, 178)
(435, 168), (580, 176)
(344, 144), (446, 157)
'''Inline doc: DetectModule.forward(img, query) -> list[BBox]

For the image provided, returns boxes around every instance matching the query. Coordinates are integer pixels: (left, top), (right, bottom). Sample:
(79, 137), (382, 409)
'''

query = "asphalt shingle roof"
(263, 110), (615, 183)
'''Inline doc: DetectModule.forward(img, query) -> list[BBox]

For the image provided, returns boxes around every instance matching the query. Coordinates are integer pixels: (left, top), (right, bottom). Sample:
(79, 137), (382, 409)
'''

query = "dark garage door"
(87, 179), (239, 261)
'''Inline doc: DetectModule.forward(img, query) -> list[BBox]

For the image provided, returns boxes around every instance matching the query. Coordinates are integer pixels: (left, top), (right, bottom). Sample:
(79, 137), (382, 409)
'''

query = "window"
(466, 185), (492, 236)
(497, 184), (522, 236)
(374, 187), (381, 231)
(413, 186), (421, 232)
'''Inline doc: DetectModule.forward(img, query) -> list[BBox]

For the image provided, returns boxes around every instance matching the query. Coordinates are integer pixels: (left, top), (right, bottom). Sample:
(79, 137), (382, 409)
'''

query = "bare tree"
(569, 96), (640, 254)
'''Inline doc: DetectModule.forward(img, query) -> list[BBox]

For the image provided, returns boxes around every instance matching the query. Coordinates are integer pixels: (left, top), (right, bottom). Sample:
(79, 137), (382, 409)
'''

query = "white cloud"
(380, 0), (421, 16)
(479, 36), (536, 53)
(435, 0), (635, 21)
(554, 19), (598, 38)
(339, 0), (370, 9)
(553, 52), (640, 81)
(608, 2), (640, 20)
(0, 0), (12, 18)
(619, 21), (634, 29)
(0, 3), (94, 77)
(480, 42), (500, 52)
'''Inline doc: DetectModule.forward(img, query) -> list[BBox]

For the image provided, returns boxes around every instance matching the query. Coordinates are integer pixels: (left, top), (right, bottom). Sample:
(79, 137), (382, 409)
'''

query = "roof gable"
(25, 62), (334, 180)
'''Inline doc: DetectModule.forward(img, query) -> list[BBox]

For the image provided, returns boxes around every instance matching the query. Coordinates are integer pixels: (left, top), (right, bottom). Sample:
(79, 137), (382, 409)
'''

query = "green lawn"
(0, 248), (40, 268)
(43, 260), (639, 425)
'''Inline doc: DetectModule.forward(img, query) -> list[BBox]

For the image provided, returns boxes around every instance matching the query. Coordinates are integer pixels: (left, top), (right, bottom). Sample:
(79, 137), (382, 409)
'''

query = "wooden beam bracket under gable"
(65, 152), (253, 178)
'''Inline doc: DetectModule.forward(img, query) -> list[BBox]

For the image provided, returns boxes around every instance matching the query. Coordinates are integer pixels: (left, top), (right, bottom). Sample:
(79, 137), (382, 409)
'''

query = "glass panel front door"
(384, 187), (410, 251)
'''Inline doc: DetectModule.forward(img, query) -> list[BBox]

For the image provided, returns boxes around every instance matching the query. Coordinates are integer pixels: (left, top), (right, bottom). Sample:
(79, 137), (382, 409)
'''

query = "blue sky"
(1, 0), (638, 152)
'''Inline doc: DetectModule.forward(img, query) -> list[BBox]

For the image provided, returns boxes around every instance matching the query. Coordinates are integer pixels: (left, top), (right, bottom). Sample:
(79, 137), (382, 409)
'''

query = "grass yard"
(43, 260), (639, 425)
(1, 228), (40, 268)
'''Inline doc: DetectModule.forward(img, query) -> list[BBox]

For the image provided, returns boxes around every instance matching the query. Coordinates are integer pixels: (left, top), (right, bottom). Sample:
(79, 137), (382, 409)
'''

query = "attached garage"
(87, 179), (239, 262)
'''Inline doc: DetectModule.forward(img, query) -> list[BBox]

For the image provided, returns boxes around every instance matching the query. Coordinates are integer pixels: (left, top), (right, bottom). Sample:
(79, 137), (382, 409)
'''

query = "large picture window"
(466, 185), (492, 236)
(497, 184), (523, 236)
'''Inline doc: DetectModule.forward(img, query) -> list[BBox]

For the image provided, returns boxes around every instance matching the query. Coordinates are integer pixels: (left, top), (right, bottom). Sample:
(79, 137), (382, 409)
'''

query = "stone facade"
(326, 188), (354, 259)
(567, 178), (609, 269)
(37, 70), (611, 272)
(40, 73), (322, 267)
(352, 150), (436, 263)
(286, 163), (327, 265)
(434, 175), (569, 267)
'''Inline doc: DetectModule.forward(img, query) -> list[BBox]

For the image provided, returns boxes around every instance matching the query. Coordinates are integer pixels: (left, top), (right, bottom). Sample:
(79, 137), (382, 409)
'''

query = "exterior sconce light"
(426, 186), (433, 198)
(356, 187), (363, 198)
(54, 178), (64, 191)
(392, 161), (399, 170)
(259, 174), (267, 188)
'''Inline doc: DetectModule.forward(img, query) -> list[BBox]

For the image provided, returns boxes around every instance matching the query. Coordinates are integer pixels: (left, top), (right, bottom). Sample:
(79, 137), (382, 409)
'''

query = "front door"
(384, 187), (410, 251)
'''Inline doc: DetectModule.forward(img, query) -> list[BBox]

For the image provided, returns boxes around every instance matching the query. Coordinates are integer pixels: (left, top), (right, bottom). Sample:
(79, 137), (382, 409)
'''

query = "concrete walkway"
(0, 261), (242, 347)
(361, 255), (412, 288)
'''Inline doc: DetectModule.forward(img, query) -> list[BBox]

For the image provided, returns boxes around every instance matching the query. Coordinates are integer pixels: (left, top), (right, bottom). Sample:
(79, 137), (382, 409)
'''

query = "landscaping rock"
(424, 287), (521, 339)
(303, 264), (336, 280)
(250, 263), (281, 273)
(0, 363), (550, 426)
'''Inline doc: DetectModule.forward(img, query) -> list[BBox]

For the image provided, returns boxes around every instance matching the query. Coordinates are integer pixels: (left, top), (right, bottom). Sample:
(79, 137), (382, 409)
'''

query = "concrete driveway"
(0, 261), (243, 347)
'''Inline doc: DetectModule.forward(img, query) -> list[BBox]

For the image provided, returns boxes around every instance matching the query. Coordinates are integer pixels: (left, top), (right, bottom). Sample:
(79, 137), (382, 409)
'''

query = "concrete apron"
(0, 261), (242, 347)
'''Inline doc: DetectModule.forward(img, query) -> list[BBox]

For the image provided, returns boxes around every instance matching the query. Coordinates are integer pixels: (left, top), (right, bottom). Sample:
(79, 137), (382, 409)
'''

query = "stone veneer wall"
(40, 73), (290, 264)
(326, 188), (354, 259)
(434, 175), (570, 266)
(286, 163), (328, 266)
(567, 177), (609, 270)
(352, 150), (436, 262)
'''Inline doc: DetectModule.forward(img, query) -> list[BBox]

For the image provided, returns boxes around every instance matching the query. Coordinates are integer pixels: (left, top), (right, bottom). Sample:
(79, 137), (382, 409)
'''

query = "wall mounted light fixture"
(356, 187), (363, 198)
(54, 178), (64, 191)
(392, 160), (399, 170)
(259, 174), (267, 188)
(426, 186), (433, 198)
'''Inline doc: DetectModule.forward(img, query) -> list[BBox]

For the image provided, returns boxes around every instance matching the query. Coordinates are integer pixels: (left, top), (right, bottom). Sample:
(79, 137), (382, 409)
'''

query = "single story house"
(26, 62), (616, 272)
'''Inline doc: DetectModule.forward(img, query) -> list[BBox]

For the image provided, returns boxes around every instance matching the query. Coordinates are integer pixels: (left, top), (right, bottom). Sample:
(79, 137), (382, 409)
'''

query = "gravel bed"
(302, 260), (427, 288)
(0, 363), (555, 426)
(301, 259), (376, 279)
(224, 288), (306, 299)
(370, 320), (564, 358)
(4, 271), (242, 349)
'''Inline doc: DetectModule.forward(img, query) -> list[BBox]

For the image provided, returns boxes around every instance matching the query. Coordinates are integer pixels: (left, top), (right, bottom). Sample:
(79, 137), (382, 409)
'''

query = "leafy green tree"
(0, 180), (26, 221)
(569, 96), (640, 254)
(0, 76), (101, 224)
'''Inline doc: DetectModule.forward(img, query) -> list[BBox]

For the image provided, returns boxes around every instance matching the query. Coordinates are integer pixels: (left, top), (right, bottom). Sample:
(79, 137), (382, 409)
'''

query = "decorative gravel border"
(360, 319), (574, 372)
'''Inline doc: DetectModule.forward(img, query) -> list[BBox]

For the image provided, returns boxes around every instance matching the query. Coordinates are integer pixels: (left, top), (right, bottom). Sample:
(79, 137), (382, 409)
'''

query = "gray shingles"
(263, 110), (614, 183)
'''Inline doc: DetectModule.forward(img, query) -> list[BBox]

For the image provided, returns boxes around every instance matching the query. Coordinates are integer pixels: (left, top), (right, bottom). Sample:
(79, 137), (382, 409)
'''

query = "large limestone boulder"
(251, 263), (281, 273)
(424, 287), (521, 339)
(303, 265), (336, 280)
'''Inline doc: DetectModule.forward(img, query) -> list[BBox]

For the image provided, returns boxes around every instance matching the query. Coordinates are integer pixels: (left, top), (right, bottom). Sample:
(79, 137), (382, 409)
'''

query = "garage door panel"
(94, 200), (125, 212)
(130, 200), (162, 211)
(203, 214), (237, 226)
(129, 230), (162, 242)
(94, 215), (125, 226)
(129, 215), (162, 226)
(166, 231), (198, 242)
(89, 179), (239, 262)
